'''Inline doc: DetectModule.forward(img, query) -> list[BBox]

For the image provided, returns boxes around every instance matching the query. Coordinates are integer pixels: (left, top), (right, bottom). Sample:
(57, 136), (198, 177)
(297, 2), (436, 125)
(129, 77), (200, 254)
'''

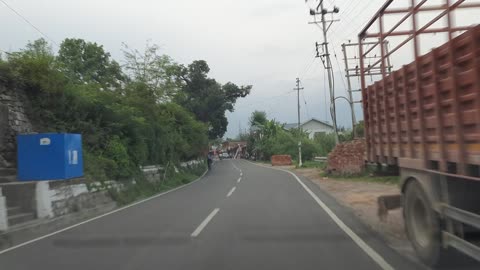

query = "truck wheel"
(404, 180), (443, 266)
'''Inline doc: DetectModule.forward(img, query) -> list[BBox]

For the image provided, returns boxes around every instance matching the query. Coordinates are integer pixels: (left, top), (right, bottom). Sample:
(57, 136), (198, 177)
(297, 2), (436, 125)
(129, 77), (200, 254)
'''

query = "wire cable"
(297, 48), (317, 78)
(331, 45), (348, 92)
(233, 90), (296, 111)
(301, 90), (311, 120)
(0, 0), (58, 47)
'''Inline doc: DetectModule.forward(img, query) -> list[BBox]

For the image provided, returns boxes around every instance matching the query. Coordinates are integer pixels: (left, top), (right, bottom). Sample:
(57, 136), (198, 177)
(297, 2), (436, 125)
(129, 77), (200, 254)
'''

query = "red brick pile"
(327, 139), (366, 175)
(271, 155), (293, 166)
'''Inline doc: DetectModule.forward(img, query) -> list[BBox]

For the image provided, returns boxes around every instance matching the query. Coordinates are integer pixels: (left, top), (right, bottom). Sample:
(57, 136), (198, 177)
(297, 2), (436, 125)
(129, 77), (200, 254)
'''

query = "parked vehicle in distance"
(220, 153), (230, 159)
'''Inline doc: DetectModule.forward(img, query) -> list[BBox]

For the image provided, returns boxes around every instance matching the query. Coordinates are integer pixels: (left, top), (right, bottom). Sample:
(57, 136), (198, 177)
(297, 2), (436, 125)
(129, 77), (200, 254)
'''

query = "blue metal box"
(17, 133), (83, 181)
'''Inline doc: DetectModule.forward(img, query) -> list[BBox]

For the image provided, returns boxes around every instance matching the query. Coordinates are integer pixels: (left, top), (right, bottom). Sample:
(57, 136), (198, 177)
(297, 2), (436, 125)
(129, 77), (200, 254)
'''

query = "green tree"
(122, 42), (179, 102)
(58, 38), (124, 88)
(6, 38), (65, 94)
(0, 38), (221, 184)
(174, 60), (251, 139)
(249, 110), (267, 127)
(314, 132), (336, 156)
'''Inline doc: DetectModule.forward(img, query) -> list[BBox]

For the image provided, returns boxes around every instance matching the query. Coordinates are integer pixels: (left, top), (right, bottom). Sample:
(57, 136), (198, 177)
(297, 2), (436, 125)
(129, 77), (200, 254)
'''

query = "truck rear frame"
(358, 0), (480, 266)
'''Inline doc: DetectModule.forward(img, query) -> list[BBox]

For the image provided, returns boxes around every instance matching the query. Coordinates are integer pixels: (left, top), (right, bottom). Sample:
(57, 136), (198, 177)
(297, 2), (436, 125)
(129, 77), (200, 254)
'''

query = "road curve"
(0, 160), (423, 270)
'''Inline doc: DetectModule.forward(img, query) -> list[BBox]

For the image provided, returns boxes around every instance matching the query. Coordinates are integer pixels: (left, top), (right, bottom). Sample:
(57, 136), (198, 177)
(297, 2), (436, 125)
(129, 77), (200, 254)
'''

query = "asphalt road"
(0, 159), (425, 270)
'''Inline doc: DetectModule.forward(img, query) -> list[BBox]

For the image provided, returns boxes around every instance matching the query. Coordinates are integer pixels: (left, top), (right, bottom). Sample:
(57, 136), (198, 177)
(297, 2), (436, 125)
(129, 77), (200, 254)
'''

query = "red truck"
(358, 0), (480, 266)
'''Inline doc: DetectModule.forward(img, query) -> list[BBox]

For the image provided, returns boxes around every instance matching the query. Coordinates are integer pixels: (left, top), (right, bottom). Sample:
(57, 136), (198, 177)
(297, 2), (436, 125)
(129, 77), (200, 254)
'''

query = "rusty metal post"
(379, 15), (393, 163)
(359, 35), (371, 161)
(446, 0), (467, 174)
(402, 67), (414, 158)
(392, 71), (403, 157)
(411, 0), (428, 166)
(431, 49), (448, 172)
(342, 43), (357, 138)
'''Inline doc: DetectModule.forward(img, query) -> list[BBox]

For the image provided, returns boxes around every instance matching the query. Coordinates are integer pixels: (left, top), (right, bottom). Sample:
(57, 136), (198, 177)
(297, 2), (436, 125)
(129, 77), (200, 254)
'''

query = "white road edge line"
(231, 160), (242, 174)
(231, 161), (240, 171)
(226, 187), (236, 197)
(0, 168), (209, 256)
(247, 161), (394, 270)
(237, 177), (241, 183)
(191, 208), (220, 237)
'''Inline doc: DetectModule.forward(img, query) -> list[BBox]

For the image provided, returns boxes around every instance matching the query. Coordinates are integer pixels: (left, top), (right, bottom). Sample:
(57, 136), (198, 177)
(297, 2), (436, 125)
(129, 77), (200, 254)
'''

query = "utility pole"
(295, 78), (304, 167)
(310, 1), (340, 145)
(341, 43), (357, 138)
(341, 41), (393, 138)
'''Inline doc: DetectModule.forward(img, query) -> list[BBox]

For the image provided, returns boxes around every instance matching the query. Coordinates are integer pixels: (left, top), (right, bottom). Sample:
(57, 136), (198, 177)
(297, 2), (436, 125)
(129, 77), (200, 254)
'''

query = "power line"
(331, 45), (347, 91)
(298, 80), (311, 119)
(301, 90), (311, 120)
(297, 48), (317, 78)
(330, 3), (361, 34)
(334, 0), (381, 43)
(233, 90), (295, 111)
(298, 57), (316, 82)
(302, 58), (321, 80)
(328, 0), (383, 53)
(0, 0), (59, 47)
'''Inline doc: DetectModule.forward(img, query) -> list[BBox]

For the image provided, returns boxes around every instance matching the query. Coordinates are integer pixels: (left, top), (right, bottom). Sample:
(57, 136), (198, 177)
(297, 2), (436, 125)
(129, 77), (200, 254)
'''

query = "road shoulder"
(291, 167), (424, 268)
(244, 160), (424, 270)
(0, 168), (208, 254)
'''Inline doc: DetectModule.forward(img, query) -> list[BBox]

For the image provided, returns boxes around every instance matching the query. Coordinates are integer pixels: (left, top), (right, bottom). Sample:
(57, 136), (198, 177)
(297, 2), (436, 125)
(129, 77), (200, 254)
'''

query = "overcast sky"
(1, 0), (478, 138)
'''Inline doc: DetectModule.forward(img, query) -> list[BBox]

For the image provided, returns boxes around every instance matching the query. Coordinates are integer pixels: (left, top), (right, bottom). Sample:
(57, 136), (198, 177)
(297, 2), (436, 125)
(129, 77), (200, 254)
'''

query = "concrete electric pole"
(309, 1), (340, 145)
(341, 43), (357, 138)
(295, 78), (304, 167)
(341, 41), (392, 138)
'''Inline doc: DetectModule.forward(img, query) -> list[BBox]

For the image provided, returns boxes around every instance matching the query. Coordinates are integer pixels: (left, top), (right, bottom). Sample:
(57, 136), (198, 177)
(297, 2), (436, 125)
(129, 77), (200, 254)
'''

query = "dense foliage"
(174, 60), (251, 139)
(244, 111), (359, 162)
(246, 111), (319, 162)
(0, 38), (250, 181)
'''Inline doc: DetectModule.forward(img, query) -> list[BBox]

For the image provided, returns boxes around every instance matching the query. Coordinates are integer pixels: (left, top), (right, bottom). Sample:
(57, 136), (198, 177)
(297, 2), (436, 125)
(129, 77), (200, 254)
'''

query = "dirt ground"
(293, 168), (419, 262)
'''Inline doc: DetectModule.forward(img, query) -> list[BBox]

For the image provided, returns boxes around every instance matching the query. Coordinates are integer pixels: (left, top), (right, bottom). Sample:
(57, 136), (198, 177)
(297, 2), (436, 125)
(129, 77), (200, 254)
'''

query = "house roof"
(283, 123), (298, 129)
(304, 118), (334, 128)
(284, 118), (333, 130)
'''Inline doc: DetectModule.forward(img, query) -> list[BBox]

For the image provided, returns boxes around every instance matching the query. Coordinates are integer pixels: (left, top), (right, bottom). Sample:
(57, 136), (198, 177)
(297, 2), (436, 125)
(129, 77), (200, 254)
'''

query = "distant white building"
(284, 118), (334, 139)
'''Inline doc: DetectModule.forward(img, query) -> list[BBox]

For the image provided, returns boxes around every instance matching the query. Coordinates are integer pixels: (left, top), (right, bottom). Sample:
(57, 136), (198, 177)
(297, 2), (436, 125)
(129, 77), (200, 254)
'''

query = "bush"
(0, 39), (211, 183)
(83, 150), (117, 183)
(108, 163), (206, 205)
(314, 133), (336, 156)
(355, 121), (365, 137)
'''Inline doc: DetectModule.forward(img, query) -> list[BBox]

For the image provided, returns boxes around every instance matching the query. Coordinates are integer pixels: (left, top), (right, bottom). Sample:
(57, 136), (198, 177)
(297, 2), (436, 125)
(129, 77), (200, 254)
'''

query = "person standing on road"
(207, 151), (213, 170)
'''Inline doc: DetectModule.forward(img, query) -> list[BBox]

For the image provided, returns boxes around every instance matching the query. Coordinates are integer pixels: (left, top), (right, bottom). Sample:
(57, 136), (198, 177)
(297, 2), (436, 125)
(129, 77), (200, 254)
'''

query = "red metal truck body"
(358, 0), (480, 265)
(363, 26), (480, 177)
(359, 0), (480, 178)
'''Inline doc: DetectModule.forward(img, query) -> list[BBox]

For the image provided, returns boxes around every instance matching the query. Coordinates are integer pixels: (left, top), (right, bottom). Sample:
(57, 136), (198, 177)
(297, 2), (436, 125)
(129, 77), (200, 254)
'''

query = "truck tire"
(404, 180), (443, 266)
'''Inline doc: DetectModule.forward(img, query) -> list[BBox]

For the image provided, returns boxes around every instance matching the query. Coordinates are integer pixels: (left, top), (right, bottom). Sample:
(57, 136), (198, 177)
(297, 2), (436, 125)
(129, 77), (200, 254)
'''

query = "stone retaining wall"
(0, 83), (34, 168)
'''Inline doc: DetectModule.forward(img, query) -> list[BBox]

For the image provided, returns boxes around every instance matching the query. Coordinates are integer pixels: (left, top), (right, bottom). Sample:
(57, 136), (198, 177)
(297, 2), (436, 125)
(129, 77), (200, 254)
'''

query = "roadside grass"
(296, 160), (327, 169)
(296, 163), (400, 185)
(254, 159), (271, 165)
(324, 173), (400, 185)
(108, 165), (206, 205)
(258, 158), (399, 185)
(319, 166), (400, 184)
